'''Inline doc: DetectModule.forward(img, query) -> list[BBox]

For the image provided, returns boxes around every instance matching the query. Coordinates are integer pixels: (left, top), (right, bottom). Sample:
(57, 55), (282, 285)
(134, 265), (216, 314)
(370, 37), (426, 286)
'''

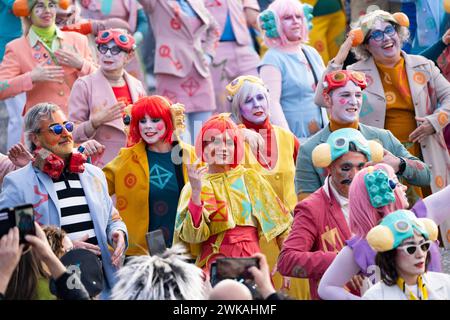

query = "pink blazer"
(0, 31), (96, 116)
(205, 0), (259, 46)
(139, 0), (220, 78)
(68, 69), (146, 167)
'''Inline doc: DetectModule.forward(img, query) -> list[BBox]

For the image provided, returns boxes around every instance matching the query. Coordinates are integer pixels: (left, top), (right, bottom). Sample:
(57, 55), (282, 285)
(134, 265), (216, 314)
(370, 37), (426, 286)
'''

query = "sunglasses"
(368, 25), (396, 42)
(44, 122), (74, 135)
(97, 44), (123, 55)
(398, 240), (432, 255)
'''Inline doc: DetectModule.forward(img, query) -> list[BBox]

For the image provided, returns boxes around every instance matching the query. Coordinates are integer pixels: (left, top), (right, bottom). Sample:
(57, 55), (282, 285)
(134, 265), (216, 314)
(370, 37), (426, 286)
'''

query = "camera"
(0, 204), (36, 243)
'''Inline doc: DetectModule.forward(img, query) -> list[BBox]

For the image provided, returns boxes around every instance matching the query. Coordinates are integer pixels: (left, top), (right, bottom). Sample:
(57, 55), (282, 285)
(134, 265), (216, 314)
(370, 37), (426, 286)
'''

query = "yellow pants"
(308, 10), (346, 65)
(259, 238), (311, 300)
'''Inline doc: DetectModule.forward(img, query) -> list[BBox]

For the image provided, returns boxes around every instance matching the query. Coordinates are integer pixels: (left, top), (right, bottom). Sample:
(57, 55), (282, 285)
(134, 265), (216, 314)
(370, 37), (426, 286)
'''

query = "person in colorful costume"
(68, 29), (146, 167)
(278, 128), (383, 299)
(77, 0), (149, 83)
(0, 0), (96, 116)
(206, 0), (261, 114)
(0, 102), (128, 297)
(137, 0), (220, 145)
(318, 164), (450, 300)
(363, 210), (450, 300)
(315, 10), (450, 216)
(173, 113), (292, 273)
(103, 95), (195, 255)
(227, 75), (310, 299)
(258, 0), (328, 141)
(296, 69), (431, 202)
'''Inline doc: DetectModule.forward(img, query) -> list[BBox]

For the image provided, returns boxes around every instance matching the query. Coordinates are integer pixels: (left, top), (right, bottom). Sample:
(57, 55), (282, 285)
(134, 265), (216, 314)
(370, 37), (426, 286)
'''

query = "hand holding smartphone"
(0, 204), (36, 244)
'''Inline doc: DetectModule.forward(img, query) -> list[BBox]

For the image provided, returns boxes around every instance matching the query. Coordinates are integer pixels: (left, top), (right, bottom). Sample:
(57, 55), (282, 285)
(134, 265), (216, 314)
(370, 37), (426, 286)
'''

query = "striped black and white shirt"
(54, 172), (98, 245)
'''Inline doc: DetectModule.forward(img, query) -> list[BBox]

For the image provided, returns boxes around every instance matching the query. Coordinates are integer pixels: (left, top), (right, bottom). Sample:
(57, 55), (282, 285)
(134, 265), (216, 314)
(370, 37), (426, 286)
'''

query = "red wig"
(194, 114), (244, 167)
(129, 96), (175, 145)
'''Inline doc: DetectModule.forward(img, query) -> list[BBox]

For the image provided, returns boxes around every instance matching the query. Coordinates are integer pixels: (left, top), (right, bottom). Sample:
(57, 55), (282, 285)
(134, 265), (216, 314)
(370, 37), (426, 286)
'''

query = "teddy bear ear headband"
(258, 3), (314, 39)
(312, 128), (383, 168)
(367, 209), (438, 253)
(348, 9), (410, 47)
(13, 0), (71, 17)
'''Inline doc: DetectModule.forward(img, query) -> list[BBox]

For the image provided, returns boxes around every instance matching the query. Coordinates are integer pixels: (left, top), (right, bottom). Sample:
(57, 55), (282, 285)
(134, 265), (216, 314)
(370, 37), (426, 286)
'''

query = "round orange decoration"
(413, 72), (426, 85)
(117, 196), (128, 211)
(393, 12), (410, 28)
(349, 28), (364, 47)
(315, 40), (324, 52)
(438, 112), (448, 127)
(124, 173), (137, 188)
(435, 176), (444, 189)
(385, 91), (396, 104)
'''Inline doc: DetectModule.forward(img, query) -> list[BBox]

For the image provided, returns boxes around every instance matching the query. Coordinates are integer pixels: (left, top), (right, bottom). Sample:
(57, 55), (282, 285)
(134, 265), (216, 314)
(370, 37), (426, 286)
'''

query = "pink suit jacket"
(277, 181), (353, 300)
(0, 31), (96, 116)
(138, 0), (220, 78)
(205, 0), (259, 46)
(68, 69), (146, 167)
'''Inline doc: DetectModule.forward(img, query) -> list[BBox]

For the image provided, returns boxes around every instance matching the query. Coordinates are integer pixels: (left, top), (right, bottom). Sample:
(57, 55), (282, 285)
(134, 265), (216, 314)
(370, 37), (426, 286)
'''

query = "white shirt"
(323, 176), (350, 225)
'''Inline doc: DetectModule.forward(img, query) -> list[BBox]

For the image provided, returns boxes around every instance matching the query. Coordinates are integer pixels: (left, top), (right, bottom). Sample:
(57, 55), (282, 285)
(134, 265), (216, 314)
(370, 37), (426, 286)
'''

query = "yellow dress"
(243, 125), (311, 300)
(376, 57), (425, 202)
(174, 165), (292, 268)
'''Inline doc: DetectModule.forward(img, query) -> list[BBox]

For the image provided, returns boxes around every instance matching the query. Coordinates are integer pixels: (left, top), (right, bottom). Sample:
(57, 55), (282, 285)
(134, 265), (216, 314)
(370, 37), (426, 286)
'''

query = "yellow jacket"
(103, 139), (196, 256)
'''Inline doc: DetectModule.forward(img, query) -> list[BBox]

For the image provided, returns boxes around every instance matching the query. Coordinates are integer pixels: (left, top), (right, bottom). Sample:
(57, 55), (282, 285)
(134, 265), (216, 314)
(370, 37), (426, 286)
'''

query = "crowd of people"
(0, 0), (450, 301)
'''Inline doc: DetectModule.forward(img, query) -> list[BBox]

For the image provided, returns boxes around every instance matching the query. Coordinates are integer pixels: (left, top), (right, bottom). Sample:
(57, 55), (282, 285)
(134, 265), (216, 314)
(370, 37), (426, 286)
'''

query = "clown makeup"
(281, 10), (304, 42)
(391, 174), (409, 209)
(139, 115), (167, 146)
(33, 109), (74, 160)
(97, 40), (129, 72)
(239, 89), (269, 124)
(31, 0), (57, 28)
(329, 151), (367, 198)
(366, 20), (401, 66)
(203, 131), (235, 166)
(395, 232), (428, 285)
(329, 82), (363, 124)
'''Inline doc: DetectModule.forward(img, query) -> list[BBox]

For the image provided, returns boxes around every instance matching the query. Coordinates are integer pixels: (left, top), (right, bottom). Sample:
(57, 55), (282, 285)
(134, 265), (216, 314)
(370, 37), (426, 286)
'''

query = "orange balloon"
(445, 0), (450, 13)
(12, 0), (30, 17)
(393, 12), (410, 28)
(349, 28), (364, 47)
(59, 0), (71, 10)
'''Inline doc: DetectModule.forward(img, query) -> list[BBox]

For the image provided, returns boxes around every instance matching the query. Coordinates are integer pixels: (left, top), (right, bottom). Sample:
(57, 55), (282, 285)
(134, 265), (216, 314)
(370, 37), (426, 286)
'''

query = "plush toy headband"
(13, 0), (71, 17)
(312, 128), (383, 168)
(226, 75), (266, 101)
(366, 209), (438, 253)
(323, 70), (367, 94)
(349, 10), (410, 47)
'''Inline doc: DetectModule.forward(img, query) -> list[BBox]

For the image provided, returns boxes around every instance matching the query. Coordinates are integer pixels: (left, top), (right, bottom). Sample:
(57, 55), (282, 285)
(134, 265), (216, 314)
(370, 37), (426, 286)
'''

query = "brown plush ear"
(419, 218), (439, 242)
(312, 143), (332, 168)
(368, 140), (383, 163)
(12, 0), (32, 17)
(393, 12), (410, 28)
(367, 225), (395, 252)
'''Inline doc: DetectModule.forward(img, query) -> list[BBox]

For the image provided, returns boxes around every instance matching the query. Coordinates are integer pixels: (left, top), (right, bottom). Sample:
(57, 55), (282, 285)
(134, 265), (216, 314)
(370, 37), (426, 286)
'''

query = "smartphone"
(210, 261), (219, 287)
(215, 257), (259, 282)
(14, 204), (35, 243)
(145, 229), (167, 256)
(0, 204), (35, 243)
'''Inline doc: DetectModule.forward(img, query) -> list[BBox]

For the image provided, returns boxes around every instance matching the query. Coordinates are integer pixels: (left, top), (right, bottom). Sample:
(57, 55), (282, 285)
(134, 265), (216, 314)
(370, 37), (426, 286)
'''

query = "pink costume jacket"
(68, 69), (146, 167)
(277, 179), (354, 300)
(0, 30), (96, 116)
(205, 0), (258, 46)
(138, 0), (220, 78)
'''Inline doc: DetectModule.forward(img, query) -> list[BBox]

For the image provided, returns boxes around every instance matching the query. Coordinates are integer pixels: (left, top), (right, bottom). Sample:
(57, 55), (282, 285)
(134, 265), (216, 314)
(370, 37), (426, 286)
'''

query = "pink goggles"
(95, 29), (135, 52)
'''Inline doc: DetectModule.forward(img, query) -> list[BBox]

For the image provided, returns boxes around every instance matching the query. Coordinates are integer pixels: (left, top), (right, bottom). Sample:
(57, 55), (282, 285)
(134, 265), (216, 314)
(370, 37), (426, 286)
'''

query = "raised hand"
(91, 101), (126, 129)
(7, 143), (33, 168)
(187, 159), (208, 205)
(30, 60), (65, 83)
(333, 31), (355, 66)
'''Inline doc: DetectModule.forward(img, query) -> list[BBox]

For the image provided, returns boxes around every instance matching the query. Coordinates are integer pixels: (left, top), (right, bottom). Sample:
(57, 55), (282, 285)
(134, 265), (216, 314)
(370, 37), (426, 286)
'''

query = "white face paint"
(239, 88), (269, 124)
(97, 40), (128, 72)
(138, 115), (167, 146)
(280, 11), (304, 42)
(330, 82), (363, 123)
(366, 20), (401, 65)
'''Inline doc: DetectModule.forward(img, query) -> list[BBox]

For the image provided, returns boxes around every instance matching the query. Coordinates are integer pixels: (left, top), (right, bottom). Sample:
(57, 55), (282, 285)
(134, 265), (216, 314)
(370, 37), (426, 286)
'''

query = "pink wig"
(349, 163), (406, 238)
(259, 0), (309, 48)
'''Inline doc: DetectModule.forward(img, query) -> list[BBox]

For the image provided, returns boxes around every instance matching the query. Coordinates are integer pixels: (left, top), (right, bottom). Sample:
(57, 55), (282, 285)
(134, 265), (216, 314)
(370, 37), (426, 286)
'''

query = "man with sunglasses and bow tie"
(0, 102), (128, 299)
